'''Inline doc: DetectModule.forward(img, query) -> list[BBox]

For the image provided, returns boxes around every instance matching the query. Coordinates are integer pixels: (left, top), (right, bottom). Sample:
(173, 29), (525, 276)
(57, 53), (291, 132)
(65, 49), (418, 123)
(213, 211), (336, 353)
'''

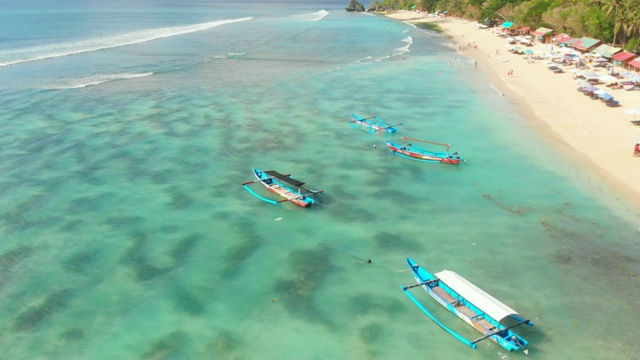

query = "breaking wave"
(0, 17), (253, 67)
(291, 10), (329, 22)
(394, 36), (413, 54)
(45, 72), (154, 90)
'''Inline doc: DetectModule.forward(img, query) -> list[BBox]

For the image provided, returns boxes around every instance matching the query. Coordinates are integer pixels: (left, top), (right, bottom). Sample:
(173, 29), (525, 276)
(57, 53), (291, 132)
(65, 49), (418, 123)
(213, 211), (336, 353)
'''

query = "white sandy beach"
(386, 11), (640, 207)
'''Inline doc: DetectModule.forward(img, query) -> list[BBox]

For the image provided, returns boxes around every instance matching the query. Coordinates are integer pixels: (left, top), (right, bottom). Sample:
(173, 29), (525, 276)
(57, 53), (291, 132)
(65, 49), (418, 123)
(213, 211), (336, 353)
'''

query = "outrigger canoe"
(401, 258), (533, 352)
(349, 114), (402, 134)
(242, 168), (324, 207)
(386, 137), (463, 164)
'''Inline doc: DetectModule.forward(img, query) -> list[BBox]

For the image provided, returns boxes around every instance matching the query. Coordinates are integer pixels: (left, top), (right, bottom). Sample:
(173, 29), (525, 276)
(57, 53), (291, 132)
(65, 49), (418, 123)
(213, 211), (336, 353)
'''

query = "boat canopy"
(436, 270), (519, 322)
(265, 170), (305, 188)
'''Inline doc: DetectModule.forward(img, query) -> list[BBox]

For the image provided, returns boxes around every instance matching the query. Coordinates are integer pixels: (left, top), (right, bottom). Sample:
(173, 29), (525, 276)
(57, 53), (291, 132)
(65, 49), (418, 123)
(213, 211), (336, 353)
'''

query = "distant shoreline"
(383, 11), (640, 209)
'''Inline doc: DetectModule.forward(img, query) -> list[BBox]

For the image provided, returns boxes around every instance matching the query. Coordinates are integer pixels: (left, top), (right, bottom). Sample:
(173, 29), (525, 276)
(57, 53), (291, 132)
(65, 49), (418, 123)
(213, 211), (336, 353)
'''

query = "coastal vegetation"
(367, 0), (640, 51)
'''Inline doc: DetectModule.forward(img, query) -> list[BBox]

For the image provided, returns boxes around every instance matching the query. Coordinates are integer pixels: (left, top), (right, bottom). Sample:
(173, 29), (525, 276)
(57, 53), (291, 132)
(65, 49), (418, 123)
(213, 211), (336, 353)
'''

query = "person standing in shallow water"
(633, 143), (640, 157)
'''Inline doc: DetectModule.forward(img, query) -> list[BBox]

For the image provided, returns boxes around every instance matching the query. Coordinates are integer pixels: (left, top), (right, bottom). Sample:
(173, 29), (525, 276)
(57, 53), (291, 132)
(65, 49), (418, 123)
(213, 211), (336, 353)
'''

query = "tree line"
(368, 0), (640, 52)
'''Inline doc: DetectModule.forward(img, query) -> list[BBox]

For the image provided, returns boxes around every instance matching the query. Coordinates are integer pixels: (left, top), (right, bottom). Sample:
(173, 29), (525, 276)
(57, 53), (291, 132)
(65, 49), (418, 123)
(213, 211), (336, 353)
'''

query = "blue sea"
(1, 1), (639, 359)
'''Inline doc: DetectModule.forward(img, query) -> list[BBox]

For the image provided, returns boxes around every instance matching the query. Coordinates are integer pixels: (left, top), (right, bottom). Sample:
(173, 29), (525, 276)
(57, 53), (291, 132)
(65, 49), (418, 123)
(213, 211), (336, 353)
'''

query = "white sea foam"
(210, 52), (246, 60)
(0, 17), (253, 68)
(393, 36), (413, 54)
(291, 10), (329, 21)
(45, 72), (154, 90)
(489, 83), (505, 97)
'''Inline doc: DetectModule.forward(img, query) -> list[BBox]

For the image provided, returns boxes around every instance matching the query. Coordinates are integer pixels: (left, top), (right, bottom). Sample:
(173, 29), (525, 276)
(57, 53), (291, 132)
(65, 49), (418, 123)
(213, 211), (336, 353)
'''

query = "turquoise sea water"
(1, 1), (639, 359)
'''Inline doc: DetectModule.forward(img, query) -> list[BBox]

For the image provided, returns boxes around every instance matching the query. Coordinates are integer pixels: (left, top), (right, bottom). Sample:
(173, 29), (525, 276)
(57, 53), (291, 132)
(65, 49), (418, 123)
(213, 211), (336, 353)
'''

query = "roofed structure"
(572, 37), (602, 52)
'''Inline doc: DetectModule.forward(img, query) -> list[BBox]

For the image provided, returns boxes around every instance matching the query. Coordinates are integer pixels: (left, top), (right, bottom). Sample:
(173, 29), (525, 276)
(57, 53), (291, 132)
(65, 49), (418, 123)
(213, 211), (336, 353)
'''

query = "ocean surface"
(1, 1), (639, 359)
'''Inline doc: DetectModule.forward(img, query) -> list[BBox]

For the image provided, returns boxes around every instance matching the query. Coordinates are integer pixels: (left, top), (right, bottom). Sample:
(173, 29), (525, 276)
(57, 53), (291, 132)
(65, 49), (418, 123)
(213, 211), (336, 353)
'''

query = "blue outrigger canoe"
(242, 168), (324, 207)
(386, 137), (464, 164)
(349, 114), (401, 134)
(401, 258), (533, 352)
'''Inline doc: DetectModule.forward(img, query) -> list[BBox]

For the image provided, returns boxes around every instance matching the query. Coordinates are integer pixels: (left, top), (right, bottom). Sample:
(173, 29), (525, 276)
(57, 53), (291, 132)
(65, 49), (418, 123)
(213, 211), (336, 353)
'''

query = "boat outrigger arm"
(349, 115), (403, 132)
(242, 182), (288, 206)
(401, 286), (478, 349)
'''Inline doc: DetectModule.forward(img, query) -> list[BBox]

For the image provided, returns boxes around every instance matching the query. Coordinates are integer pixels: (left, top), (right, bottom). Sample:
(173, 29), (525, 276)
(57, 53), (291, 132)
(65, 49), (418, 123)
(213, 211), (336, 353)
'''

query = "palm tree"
(602, 0), (626, 45)
(624, 1), (640, 47)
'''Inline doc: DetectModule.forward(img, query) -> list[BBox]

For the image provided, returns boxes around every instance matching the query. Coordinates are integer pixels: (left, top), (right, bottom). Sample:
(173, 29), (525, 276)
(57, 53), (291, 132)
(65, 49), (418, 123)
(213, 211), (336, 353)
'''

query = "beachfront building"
(571, 37), (602, 53)
(561, 38), (580, 48)
(517, 26), (530, 36)
(531, 27), (553, 43)
(591, 44), (621, 60)
(553, 33), (570, 43)
(612, 51), (636, 70)
(628, 57), (640, 72)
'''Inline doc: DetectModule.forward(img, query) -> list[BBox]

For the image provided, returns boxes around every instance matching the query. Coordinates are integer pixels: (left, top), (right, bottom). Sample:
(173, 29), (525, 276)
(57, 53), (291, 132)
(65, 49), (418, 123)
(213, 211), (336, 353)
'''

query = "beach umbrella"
(582, 85), (598, 92)
(625, 108), (640, 120)
(598, 75), (618, 83)
(580, 70), (599, 79)
(597, 93), (613, 100)
(524, 49), (533, 54)
(627, 75), (640, 82)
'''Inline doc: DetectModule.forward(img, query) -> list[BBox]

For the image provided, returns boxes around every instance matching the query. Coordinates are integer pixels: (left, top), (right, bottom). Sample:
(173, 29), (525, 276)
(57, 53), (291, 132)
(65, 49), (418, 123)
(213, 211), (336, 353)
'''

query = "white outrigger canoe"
(401, 258), (534, 352)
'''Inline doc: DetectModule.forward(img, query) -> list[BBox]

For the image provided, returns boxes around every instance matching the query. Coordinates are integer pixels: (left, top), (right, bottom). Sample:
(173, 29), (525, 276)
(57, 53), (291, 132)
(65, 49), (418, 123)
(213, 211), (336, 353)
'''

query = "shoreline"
(384, 11), (640, 209)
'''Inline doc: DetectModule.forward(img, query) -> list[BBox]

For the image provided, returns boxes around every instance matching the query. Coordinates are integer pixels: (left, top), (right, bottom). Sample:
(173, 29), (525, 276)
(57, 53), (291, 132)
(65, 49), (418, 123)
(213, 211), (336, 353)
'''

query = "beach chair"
(605, 101), (620, 107)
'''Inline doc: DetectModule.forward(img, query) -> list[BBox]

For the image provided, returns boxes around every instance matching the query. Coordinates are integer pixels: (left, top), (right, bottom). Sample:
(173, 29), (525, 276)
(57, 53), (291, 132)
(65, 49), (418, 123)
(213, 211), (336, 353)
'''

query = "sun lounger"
(625, 86), (637, 91)
(631, 120), (640, 126)
(605, 101), (620, 107)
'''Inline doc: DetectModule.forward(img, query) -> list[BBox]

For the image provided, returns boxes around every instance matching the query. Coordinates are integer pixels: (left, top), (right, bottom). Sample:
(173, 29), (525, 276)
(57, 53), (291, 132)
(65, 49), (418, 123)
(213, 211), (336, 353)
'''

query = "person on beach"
(634, 143), (640, 157)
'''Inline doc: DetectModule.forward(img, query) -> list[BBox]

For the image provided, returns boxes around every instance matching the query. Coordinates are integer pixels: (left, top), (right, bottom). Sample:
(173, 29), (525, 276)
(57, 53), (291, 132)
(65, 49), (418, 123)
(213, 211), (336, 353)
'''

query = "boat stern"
(496, 332), (529, 352)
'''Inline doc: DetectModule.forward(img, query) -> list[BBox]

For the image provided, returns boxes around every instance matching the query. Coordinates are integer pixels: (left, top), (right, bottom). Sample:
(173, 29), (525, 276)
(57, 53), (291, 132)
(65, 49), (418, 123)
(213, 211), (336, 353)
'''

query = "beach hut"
(531, 27), (554, 43)
(553, 33), (570, 43)
(628, 57), (640, 71)
(591, 44), (622, 59)
(561, 38), (580, 47)
(518, 26), (530, 36)
(612, 51), (636, 70)
(572, 37), (602, 53)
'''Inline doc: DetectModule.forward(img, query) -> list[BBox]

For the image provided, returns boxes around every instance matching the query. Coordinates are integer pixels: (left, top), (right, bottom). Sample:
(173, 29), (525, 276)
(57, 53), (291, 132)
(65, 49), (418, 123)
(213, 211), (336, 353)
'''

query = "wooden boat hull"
(406, 258), (531, 352)
(386, 141), (463, 164)
(253, 168), (315, 207)
(350, 114), (398, 133)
